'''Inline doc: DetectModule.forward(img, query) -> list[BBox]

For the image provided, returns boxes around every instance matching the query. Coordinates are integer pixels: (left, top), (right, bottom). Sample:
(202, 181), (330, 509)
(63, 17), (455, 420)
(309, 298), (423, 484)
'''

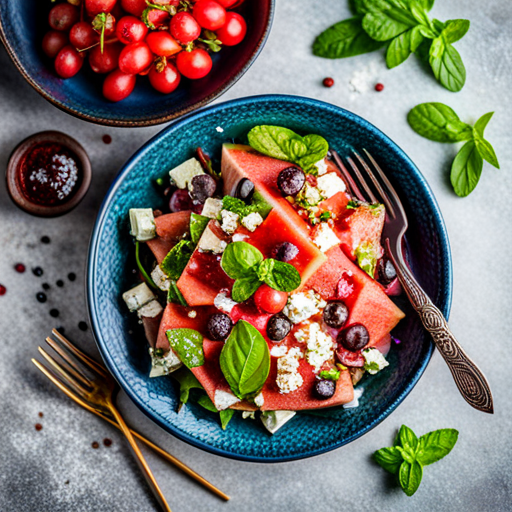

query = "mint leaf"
(257, 259), (301, 293)
(407, 102), (473, 142)
(221, 241), (263, 280)
(190, 213), (209, 244)
(166, 328), (204, 369)
(398, 424), (419, 451)
(167, 280), (188, 306)
(219, 320), (271, 399)
(374, 446), (403, 474)
(313, 18), (384, 59)
(362, 7), (417, 42)
(161, 240), (195, 280)
(299, 134), (330, 170)
(386, 30), (413, 69)
(473, 112), (500, 169)
(172, 367), (203, 405)
(319, 368), (341, 381)
(450, 140), (483, 197)
(417, 428), (459, 466)
(442, 19), (470, 43)
(231, 273), (261, 303)
(399, 460), (423, 496)
(429, 36), (466, 92)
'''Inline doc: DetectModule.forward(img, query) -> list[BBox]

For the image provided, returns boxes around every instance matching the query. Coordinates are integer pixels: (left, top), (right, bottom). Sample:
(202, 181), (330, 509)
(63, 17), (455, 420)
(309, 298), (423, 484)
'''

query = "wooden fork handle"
(109, 405), (172, 512)
(388, 246), (494, 414)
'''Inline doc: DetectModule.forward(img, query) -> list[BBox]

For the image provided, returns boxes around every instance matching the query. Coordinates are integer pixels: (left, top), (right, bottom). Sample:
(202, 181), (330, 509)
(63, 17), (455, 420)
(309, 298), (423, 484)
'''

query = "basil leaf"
(258, 259), (301, 293)
(232, 274), (261, 303)
(374, 446), (404, 474)
(442, 19), (470, 43)
(429, 37), (466, 92)
(299, 134), (330, 170)
(247, 125), (304, 162)
(398, 424), (419, 451)
(386, 30), (412, 69)
(313, 18), (384, 59)
(161, 240), (195, 280)
(172, 367), (203, 405)
(220, 320), (270, 399)
(417, 428), (459, 466)
(167, 280), (188, 307)
(166, 328), (204, 369)
(473, 112), (500, 169)
(407, 102), (473, 142)
(399, 460), (423, 496)
(414, 37), (432, 61)
(319, 368), (341, 381)
(473, 111), (494, 134)
(190, 213), (209, 244)
(220, 409), (235, 430)
(410, 24), (429, 50)
(221, 241), (263, 280)
(197, 394), (218, 412)
(362, 7), (417, 42)
(451, 140), (483, 197)
(417, 0), (434, 11)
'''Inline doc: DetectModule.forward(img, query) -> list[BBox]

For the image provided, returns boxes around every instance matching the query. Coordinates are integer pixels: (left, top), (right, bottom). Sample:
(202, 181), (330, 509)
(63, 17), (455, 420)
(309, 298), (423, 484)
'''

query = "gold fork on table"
(32, 329), (230, 509)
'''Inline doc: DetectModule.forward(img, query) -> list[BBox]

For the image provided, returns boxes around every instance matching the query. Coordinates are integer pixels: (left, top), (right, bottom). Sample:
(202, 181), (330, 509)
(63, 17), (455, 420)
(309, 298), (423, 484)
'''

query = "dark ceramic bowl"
(0, 1), (274, 127)
(87, 95), (452, 462)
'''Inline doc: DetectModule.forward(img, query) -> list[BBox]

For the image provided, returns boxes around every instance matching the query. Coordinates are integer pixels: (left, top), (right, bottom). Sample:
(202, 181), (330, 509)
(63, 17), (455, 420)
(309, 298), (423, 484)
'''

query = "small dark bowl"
(0, 1), (274, 127)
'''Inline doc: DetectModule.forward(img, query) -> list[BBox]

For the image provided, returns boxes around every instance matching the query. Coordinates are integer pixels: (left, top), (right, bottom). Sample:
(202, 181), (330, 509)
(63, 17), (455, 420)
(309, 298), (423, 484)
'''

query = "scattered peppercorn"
(102, 134), (112, 144)
(38, 412), (44, 418)
(41, 236), (51, 244)
(78, 321), (88, 331)
(56, 280), (64, 287)
(64, 480), (70, 485)
(42, 283), (50, 290)
(36, 292), (47, 303)
(35, 423), (43, 431)
(50, 309), (60, 318)
(91, 441), (100, 449)
(375, 83), (384, 92)
(68, 272), (76, 282)
(323, 77), (335, 87)
(15, 263), (26, 273)
(0, 285), (6, 296)
(32, 267), (44, 277)
(56, 326), (65, 334)
(103, 438), (112, 447)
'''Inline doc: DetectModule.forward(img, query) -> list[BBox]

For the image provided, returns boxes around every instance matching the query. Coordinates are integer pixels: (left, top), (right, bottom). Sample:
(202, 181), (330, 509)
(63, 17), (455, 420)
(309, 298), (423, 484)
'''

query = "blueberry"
(235, 178), (255, 203)
(267, 313), (292, 342)
(337, 324), (369, 352)
(314, 379), (336, 400)
(277, 167), (305, 196)
(189, 174), (216, 204)
(323, 301), (349, 329)
(273, 242), (299, 262)
(377, 257), (397, 285)
(207, 313), (233, 341)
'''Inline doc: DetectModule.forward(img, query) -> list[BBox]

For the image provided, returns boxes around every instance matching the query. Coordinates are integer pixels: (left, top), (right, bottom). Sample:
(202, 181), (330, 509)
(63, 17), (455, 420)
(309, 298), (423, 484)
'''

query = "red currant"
(89, 42), (122, 74)
(69, 22), (98, 51)
(42, 31), (68, 59)
(103, 69), (136, 102)
(215, 12), (246, 46)
(48, 3), (79, 32)
(116, 16), (148, 45)
(146, 31), (182, 57)
(176, 48), (212, 79)
(54, 45), (84, 79)
(192, 0), (226, 31)
(170, 12), (201, 44)
(118, 42), (153, 75)
(149, 62), (181, 94)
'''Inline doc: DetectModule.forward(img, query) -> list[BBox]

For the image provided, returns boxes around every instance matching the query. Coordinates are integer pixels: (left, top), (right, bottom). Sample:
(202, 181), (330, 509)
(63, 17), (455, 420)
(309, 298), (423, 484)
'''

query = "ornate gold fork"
(331, 149), (494, 414)
(33, 329), (229, 510)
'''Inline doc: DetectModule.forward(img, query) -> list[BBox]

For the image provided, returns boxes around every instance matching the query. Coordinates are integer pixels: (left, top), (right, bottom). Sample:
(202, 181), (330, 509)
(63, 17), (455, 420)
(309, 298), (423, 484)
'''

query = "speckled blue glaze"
(87, 95), (452, 462)
(0, 0), (274, 127)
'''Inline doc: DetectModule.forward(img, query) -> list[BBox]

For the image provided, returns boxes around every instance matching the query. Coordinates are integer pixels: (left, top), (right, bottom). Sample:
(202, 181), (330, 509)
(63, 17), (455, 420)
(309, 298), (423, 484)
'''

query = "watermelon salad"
(123, 125), (405, 434)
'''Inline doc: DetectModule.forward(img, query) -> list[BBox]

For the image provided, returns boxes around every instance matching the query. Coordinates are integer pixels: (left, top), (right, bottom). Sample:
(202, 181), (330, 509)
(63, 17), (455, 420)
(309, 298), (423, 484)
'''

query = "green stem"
(135, 241), (158, 289)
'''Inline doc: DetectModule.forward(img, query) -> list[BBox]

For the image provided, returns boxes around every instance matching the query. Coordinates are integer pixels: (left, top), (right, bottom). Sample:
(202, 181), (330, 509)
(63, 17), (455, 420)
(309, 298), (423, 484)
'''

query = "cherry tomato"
(118, 42), (153, 75)
(176, 48), (212, 79)
(148, 62), (181, 93)
(89, 42), (122, 73)
(42, 31), (68, 59)
(254, 284), (288, 314)
(85, 0), (117, 17)
(54, 45), (84, 79)
(215, 0), (240, 6)
(103, 69), (136, 102)
(215, 12), (246, 46)
(48, 3), (79, 32)
(69, 22), (98, 50)
(120, 0), (147, 17)
(116, 16), (148, 45)
(192, 0), (226, 31)
(146, 31), (182, 57)
(170, 12), (201, 44)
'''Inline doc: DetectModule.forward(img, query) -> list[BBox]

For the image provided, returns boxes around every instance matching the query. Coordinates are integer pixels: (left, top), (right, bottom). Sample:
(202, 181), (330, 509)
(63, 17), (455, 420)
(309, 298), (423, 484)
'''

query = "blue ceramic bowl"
(0, 1), (273, 127)
(87, 95), (452, 462)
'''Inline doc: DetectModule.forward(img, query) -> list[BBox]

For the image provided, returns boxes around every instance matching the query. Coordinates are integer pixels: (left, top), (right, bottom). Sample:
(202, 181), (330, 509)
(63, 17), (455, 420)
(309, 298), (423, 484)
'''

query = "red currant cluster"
(42, 0), (247, 101)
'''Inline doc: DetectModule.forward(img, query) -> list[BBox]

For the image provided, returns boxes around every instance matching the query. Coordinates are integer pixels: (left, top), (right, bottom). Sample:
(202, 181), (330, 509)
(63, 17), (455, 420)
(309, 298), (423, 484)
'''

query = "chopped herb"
(319, 211), (332, 221)
(160, 240), (195, 280)
(320, 368), (341, 381)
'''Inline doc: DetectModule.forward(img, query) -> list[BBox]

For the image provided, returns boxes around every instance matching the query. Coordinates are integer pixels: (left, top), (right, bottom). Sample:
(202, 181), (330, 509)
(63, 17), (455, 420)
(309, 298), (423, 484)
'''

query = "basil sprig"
(313, 0), (469, 92)
(408, 103), (499, 196)
(166, 328), (204, 369)
(219, 320), (271, 400)
(247, 126), (329, 174)
(221, 242), (301, 303)
(374, 425), (458, 496)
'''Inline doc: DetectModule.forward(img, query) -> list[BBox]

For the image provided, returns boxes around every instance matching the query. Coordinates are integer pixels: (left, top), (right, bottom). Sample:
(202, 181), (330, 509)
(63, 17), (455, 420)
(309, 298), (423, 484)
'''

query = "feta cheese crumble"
(129, 208), (156, 241)
(276, 347), (304, 394)
(314, 158), (329, 176)
(149, 347), (182, 377)
(313, 222), (340, 252)
(254, 392), (265, 408)
(201, 198), (223, 219)
(232, 233), (248, 242)
(216, 126), (224, 133)
(137, 299), (163, 319)
(270, 345), (288, 358)
(242, 411), (256, 420)
(260, 410), (296, 434)
(122, 283), (156, 312)
(343, 387), (364, 409)
(241, 212), (263, 232)
(362, 348), (389, 374)
(169, 158), (204, 189)
(283, 290), (327, 324)
(316, 172), (346, 199)
(198, 226), (227, 254)
(302, 183), (323, 206)
(214, 389), (240, 411)
(151, 265), (170, 292)
(214, 292), (237, 313)
(220, 209), (239, 234)
(294, 322), (335, 373)
(188, 310), (197, 318)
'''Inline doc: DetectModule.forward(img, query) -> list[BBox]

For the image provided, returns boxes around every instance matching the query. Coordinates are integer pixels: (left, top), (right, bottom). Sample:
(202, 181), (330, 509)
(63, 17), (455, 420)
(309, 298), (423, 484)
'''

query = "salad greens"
(172, 367), (204, 408)
(190, 213), (210, 244)
(167, 280), (188, 307)
(197, 395), (235, 430)
(313, 0), (470, 92)
(166, 328), (204, 368)
(408, 103), (499, 196)
(374, 425), (459, 496)
(160, 240), (195, 280)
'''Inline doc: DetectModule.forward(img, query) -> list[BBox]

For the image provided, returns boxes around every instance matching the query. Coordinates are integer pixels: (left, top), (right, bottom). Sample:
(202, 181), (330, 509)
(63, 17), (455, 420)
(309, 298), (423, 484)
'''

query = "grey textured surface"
(0, 1), (511, 510)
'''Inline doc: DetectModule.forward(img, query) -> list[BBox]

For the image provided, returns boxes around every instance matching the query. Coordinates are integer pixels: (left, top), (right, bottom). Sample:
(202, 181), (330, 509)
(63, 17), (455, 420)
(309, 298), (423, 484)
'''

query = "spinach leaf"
(160, 240), (195, 280)
(473, 112), (500, 169)
(257, 259), (301, 293)
(407, 102), (473, 142)
(374, 446), (404, 474)
(231, 273), (261, 303)
(166, 328), (204, 369)
(399, 460), (423, 496)
(313, 18), (384, 59)
(450, 140), (483, 197)
(429, 36), (466, 92)
(417, 428), (459, 466)
(167, 280), (188, 306)
(219, 320), (270, 399)
(190, 213), (209, 244)
(221, 241), (263, 280)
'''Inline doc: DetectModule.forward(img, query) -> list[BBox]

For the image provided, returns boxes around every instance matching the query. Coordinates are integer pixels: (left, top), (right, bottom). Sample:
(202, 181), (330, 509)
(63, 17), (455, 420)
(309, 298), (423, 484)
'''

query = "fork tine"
(52, 328), (109, 378)
(45, 337), (92, 388)
(346, 156), (378, 204)
(38, 346), (91, 398)
(330, 150), (366, 201)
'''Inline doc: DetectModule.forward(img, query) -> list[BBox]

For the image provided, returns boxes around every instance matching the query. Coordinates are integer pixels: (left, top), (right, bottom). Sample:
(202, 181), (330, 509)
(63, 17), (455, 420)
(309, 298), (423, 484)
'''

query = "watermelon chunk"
(146, 211), (191, 264)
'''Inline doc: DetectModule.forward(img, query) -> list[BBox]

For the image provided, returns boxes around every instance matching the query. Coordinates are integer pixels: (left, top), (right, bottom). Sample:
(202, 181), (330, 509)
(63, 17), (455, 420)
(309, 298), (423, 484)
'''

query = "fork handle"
(388, 248), (494, 414)
(109, 404), (172, 512)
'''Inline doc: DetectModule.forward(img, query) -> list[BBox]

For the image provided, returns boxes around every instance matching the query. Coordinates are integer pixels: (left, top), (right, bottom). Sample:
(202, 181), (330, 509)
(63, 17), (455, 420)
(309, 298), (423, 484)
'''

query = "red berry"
(323, 77), (334, 88)
(254, 284), (288, 314)
(216, 12), (246, 46)
(118, 42), (153, 75)
(0, 284), (6, 296)
(146, 31), (182, 57)
(89, 42), (122, 74)
(192, 0), (226, 31)
(116, 16), (148, 45)
(14, 263), (26, 273)
(176, 48), (212, 79)
(375, 83), (384, 92)
(169, 189), (193, 212)
(149, 62), (181, 93)
(85, 0), (117, 17)
(170, 12), (201, 44)
(103, 69), (136, 102)
(48, 3), (79, 32)
(145, 9), (170, 29)
(42, 31), (68, 59)
(55, 46), (84, 79)
(69, 22), (98, 50)
(120, 0), (147, 17)
(215, 0), (239, 6)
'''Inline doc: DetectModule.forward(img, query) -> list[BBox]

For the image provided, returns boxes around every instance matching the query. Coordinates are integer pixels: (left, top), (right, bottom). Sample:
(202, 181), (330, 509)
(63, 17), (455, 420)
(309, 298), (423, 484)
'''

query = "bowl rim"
(87, 94), (453, 462)
(0, 1), (275, 128)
